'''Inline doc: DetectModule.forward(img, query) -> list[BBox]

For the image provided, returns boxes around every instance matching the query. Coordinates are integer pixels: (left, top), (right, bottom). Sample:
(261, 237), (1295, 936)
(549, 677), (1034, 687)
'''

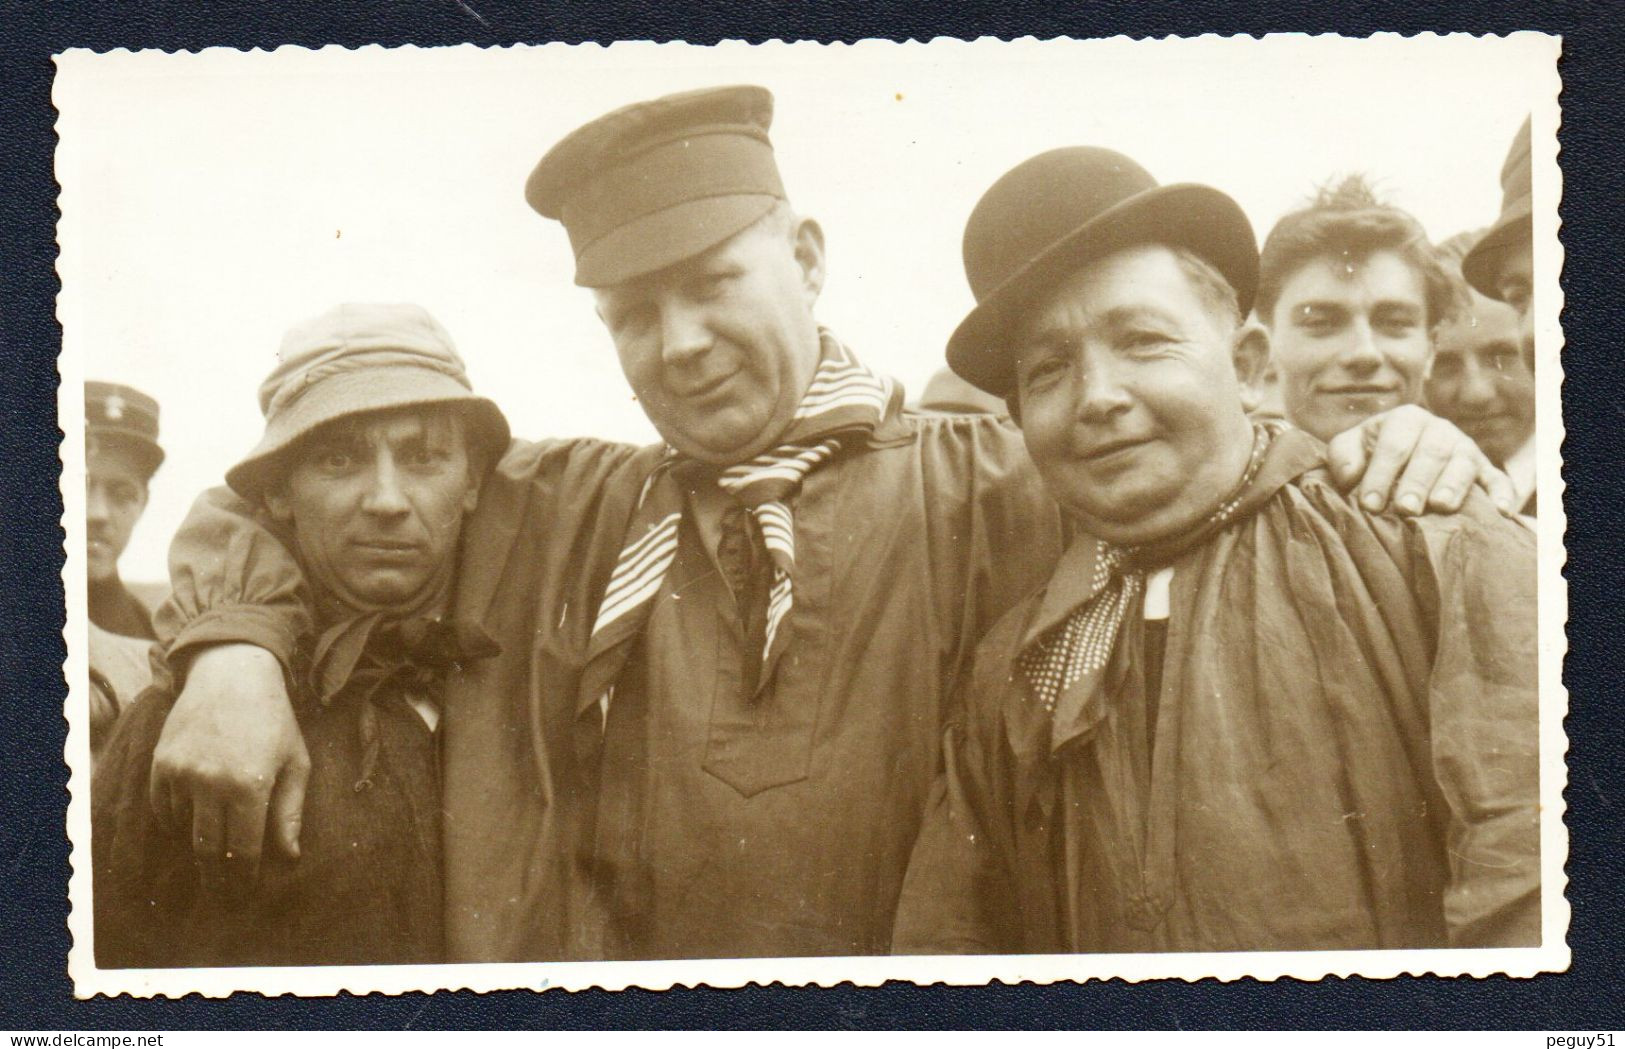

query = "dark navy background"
(3, 1), (1619, 1030)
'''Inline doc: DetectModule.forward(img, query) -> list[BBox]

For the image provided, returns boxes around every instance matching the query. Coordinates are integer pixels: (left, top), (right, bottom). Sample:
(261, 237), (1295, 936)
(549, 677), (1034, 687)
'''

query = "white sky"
(55, 35), (1551, 584)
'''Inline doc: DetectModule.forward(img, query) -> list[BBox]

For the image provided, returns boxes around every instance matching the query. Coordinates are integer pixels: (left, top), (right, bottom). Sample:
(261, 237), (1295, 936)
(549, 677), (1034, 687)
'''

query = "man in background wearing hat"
(1463, 117), (1535, 351)
(892, 147), (1540, 954)
(86, 381), (164, 640)
(145, 88), (1512, 961)
(1251, 176), (1459, 464)
(85, 381), (165, 760)
(92, 304), (516, 966)
(1429, 230), (1538, 516)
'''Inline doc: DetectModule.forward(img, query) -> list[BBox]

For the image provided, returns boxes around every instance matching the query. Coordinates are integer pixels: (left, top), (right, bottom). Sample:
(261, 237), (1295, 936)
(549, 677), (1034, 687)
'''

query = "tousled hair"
(1256, 174), (1457, 328)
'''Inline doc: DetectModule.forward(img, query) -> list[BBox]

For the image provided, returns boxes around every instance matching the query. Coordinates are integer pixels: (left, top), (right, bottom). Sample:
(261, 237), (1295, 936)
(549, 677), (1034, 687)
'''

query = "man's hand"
(149, 643), (309, 890)
(1326, 404), (1516, 516)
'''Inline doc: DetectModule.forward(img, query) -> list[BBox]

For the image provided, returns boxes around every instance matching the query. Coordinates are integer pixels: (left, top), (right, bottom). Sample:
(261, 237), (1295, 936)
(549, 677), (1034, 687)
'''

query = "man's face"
(1424, 287), (1533, 467)
(85, 442), (148, 584)
(1491, 238), (1535, 361)
(593, 214), (825, 466)
(1267, 249), (1433, 442)
(1013, 245), (1256, 546)
(266, 408), (481, 612)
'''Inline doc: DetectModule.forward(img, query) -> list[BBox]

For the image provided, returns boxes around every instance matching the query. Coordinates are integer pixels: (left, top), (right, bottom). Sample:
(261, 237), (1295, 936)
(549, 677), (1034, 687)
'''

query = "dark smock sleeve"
(892, 609), (1034, 955)
(1405, 503), (1542, 947)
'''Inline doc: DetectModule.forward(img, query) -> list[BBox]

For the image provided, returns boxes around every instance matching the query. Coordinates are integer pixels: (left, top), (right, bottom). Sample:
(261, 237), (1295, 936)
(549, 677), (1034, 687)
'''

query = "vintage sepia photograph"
(56, 32), (1568, 998)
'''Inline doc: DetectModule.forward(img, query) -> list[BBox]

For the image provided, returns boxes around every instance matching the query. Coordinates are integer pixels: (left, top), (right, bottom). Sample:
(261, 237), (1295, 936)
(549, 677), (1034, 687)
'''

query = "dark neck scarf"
(578, 332), (898, 726)
(307, 611), (499, 790)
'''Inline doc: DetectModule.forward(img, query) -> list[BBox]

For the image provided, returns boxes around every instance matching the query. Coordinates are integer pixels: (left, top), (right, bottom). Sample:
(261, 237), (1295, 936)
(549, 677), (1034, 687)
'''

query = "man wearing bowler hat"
(892, 147), (1540, 954)
(145, 88), (1511, 961)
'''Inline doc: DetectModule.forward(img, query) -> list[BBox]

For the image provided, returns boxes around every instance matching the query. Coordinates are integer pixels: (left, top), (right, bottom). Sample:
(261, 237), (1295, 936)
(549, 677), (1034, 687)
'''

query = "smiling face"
(85, 441), (149, 583)
(1266, 250), (1433, 442)
(592, 209), (826, 466)
(265, 407), (482, 613)
(1425, 287), (1533, 467)
(1012, 244), (1258, 546)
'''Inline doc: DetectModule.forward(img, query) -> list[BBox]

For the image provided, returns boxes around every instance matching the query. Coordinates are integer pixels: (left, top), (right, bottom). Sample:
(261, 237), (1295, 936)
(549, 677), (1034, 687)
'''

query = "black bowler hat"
(526, 85), (787, 288)
(85, 381), (164, 479)
(1461, 116), (1532, 302)
(947, 147), (1258, 398)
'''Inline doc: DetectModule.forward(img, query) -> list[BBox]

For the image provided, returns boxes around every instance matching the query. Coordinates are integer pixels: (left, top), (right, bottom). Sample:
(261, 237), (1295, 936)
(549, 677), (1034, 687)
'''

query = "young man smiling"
(1254, 176), (1457, 458)
(893, 147), (1540, 954)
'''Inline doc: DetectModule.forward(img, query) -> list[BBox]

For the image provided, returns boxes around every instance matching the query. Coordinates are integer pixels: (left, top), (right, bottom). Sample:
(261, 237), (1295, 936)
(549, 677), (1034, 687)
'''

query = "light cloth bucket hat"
(226, 303), (510, 500)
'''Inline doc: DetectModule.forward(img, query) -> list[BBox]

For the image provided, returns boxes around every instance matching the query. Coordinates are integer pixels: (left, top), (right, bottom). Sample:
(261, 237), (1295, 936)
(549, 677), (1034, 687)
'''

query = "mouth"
(1319, 383), (1400, 399)
(670, 371), (736, 400)
(350, 539), (422, 561)
(1077, 435), (1155, 465)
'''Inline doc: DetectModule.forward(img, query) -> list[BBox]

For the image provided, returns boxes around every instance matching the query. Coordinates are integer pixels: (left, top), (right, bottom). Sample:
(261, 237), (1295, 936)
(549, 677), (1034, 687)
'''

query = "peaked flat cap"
(1462, 116), (1533, 301)
(947, 146), (1258, 398)
(86, 381), (164, 478)
(525, 85), (787, 287)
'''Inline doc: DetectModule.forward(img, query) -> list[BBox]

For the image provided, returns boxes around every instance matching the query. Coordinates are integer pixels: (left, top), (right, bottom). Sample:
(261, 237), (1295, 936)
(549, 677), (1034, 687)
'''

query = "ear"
(461, 467), (484, 515)
(1230, 321), (1272, 413)
(791, 217), (827, 306)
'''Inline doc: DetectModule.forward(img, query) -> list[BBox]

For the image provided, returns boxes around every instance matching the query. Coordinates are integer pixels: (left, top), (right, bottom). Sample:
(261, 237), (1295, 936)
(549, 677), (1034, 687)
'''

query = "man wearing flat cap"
(146, 88), (1511, 961)
(93, 304), (522, 966)
(85, 381), (165, 760)
(86, 381), (164, 640)
(892, 147), (1540, 954)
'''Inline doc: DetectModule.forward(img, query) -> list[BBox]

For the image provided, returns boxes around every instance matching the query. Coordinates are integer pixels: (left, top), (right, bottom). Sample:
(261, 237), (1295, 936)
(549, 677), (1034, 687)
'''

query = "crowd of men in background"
(85, 89), (1541, 967)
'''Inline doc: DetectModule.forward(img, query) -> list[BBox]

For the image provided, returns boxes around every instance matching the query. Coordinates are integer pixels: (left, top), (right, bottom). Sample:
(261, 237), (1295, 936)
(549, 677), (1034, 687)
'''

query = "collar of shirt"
(1504, 432), (1537, 512)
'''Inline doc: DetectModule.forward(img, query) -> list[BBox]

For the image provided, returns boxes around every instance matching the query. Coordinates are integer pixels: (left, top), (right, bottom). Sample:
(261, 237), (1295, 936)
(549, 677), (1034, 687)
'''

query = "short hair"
(1169, 246), (1243, 332)
(1256, 175), (1457, 328)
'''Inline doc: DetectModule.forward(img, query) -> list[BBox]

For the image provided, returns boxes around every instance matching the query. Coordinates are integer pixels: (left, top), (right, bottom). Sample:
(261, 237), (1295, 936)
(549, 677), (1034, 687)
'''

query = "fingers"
(1390, 426), (1458, 516)
(191, 800), (227, 892)
(1422, 448), (1483, 514)
(224, 779), (273, 884)
(1352, 409), (1425, 514)
(1325, 426), (1370, 491)
(269, 742), (311, 861)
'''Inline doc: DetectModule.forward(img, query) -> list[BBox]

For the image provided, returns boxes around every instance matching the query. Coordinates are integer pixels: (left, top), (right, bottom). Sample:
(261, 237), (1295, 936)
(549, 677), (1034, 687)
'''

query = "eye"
(1019, 353), (1067, 391)
(1121, 329), (1174, 354)
(1373, 310), (1421, 338)
(1295, 306), (1339, 335)
(318, 450), (354, 471)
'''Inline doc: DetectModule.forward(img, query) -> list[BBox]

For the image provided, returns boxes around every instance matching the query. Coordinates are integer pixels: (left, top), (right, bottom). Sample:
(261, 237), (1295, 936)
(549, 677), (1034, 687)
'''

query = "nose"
(1073, 349), (1132, 424)
(360, 455), (410, 518)
(658, 297), (712, 368)
(1336, 320), (1384, 375)
(1456, 358), (1499, 410)
(86, 481), (110, 524)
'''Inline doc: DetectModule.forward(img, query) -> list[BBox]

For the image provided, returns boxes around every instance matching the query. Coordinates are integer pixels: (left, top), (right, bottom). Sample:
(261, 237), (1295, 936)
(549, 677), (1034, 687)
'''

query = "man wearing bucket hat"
(892, 147), (1540, 954)
(146, 88), (1511, 961)
(92, 304), (520, 965)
